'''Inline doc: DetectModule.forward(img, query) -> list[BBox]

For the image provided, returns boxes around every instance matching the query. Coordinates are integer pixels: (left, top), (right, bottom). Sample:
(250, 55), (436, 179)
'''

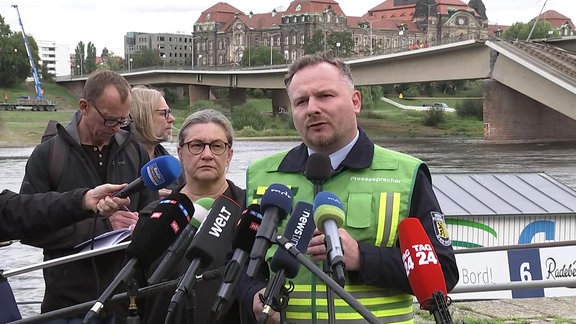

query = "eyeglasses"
(155, 108), (172, 119)
(88, 99), (133, 128)
(182, 140), (230, 156)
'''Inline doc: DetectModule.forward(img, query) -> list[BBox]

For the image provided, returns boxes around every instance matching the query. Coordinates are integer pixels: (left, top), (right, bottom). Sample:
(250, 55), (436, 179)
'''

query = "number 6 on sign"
(507, 249), (544, 298)
(520, 262), (533, 282)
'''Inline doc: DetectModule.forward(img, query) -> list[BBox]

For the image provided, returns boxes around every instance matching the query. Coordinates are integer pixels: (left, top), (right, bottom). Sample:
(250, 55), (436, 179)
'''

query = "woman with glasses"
(129, 85), (182, 198)
(140, 108), (244, 324)
(129, 85), (175, 160)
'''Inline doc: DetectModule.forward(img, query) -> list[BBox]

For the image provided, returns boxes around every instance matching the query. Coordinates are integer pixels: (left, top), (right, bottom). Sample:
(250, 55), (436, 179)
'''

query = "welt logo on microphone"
(208, 205), (234, 237)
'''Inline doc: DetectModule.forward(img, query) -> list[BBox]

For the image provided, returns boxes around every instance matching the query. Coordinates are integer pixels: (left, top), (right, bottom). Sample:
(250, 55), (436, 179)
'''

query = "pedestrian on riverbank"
(18, 70), (159, 322)
(237, 53), (459, 323)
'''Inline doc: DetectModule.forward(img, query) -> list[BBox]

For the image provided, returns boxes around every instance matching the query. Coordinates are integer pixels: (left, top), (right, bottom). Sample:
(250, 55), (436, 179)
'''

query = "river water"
(2, 137), (576, 317)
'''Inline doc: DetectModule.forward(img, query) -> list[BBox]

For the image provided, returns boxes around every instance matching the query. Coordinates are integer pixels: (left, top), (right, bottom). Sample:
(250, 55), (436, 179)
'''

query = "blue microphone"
(259, 201), (316, 323)
(246, 184), (293, 277)
(114, 155), (181, 198)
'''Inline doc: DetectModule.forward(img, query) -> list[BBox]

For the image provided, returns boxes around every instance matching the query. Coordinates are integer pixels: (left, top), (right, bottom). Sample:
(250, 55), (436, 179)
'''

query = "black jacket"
(19, 110), (159, 313)
(0, 189), (94, 241)
(139, 180), (246, 324)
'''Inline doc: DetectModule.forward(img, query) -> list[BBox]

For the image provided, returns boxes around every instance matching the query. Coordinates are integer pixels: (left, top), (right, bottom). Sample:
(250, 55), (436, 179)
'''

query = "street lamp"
(129, 57), (133, 71)
(266, 32), (280, 65)
(198, 54), (202, 66)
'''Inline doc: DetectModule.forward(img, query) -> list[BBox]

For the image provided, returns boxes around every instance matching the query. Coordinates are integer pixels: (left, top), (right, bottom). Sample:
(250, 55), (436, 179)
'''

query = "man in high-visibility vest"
(237, 53), (459, 323)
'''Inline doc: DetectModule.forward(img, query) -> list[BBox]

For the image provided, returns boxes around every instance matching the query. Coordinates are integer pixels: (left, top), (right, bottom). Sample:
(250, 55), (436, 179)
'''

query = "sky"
(1, 0), (574, 55)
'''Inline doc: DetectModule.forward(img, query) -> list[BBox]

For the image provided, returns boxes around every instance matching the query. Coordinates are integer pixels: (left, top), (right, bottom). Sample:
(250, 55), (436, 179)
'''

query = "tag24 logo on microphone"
(401, 243), (439, 277)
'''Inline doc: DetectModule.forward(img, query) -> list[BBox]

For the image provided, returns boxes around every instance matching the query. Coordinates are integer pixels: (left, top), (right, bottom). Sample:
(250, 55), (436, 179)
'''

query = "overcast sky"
(1, 0), (573, 55)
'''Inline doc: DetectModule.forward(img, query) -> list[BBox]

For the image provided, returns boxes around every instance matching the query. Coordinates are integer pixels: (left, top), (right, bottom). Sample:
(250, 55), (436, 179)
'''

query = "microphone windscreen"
(313, 191), (345, 231)
(305, 153), (332, 182)
(185, 195), (242, 268)
(127, 192), (194, 265)
(191, 197), (215, 225)
(398, 217), (447, 310)
(141, 155), (182, 190)
(270, 201), (315, 278)
(233, 204), (263, 253)
(260, 183), (293, 217)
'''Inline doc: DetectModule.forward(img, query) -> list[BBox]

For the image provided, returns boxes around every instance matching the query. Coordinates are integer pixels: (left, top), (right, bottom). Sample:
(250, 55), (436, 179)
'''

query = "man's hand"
(252, 287), (280, 324)
(83, 183), (130, 216)
(109, 210), (139, 230)
(307, 228), (360, 271)
(158, 188), (172, 199)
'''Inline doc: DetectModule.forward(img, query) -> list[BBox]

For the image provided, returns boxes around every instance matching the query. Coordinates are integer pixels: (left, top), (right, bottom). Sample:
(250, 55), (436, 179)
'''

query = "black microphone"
(305, 153), (332, 196)
(211, 204), (263, 320)
(259, 201), (316, 324)
(313, 191), (346, 287)
(147, 197), (214, 285)
(83, 192), (194, 323)
(114, 155), (181, 198)
(246, 184), (293, 277)
(165, 195), (242, 323)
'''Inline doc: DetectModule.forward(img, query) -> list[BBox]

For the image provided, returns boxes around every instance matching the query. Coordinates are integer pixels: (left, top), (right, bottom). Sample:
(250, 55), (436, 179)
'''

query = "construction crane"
(11, 4), (44, 100)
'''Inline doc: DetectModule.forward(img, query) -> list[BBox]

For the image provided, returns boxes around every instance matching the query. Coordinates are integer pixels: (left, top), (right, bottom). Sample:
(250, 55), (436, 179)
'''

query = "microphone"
(259, 201), (315, 324)
(114, 155), (181, 198)
(246, 184), (293, 277)
(165, 195), (242, 323)
(147, 197), (215, 285)
(313, 191), (346, 287)
(305, 153), (332, 196)
(83, 192), (194, 323)
(211, 204), (263, 320)
(399, 217), (452, 324)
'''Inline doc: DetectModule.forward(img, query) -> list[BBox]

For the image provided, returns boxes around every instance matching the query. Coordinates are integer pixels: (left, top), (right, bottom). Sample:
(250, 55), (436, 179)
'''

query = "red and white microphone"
(399, 217), (452, 324)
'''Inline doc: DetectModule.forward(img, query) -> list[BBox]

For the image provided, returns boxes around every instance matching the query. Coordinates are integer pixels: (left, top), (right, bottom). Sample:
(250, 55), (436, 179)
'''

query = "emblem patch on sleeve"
(431, 211), (451, 246)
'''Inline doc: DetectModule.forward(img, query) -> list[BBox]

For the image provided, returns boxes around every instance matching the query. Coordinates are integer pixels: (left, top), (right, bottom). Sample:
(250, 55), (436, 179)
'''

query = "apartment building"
(124, 31), (194, 67)
(37, 40), (70, 77)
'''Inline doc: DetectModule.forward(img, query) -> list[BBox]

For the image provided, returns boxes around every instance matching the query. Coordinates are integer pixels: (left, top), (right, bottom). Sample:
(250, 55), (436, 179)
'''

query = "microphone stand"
(275, 235), (380, 324)
(12, 279), (179, 323)
(428, 291), (453, 324)
(125, 278), (140, 324)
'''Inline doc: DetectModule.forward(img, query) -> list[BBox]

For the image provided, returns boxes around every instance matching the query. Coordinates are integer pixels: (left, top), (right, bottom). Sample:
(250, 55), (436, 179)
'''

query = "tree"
(41, 61), (54, 82)
(129, 48), (163, 69)
(326, 31), (354, 57)
(0, 14), (41, 87)
(85, 42), (97, 74)
(240, 45), (284, 67)
(74, 42), (85, 75)
(503, 20), (556, 40)
(304, 30), (326, 54)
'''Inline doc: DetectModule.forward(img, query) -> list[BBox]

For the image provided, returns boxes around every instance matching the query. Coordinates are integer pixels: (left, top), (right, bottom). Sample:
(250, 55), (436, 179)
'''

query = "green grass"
(0, 82), (484, 146)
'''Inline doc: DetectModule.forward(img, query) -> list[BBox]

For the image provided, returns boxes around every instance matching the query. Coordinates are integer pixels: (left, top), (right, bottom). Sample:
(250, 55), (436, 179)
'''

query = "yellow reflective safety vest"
(246, 145), (424, 324)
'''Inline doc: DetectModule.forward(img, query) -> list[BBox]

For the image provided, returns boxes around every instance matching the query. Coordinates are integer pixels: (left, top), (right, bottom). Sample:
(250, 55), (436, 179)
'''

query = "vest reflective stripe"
(378, 192), (401, 247)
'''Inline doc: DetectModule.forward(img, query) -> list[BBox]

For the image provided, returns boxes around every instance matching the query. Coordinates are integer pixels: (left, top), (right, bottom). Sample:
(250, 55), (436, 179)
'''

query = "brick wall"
(483, 80), (576, 141)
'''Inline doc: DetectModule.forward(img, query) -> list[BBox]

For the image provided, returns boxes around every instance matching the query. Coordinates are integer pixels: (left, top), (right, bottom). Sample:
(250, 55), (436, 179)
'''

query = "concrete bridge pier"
(483, 80), (576, 141)
(189, 85), (211, 106)
(271, 89), (290, 115)
(229, 88), (247, 109)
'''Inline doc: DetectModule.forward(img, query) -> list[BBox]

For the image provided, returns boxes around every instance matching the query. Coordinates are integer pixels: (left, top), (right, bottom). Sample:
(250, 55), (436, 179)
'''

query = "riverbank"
(414, 296), (576, 323)
(0, 109), (481, 148)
